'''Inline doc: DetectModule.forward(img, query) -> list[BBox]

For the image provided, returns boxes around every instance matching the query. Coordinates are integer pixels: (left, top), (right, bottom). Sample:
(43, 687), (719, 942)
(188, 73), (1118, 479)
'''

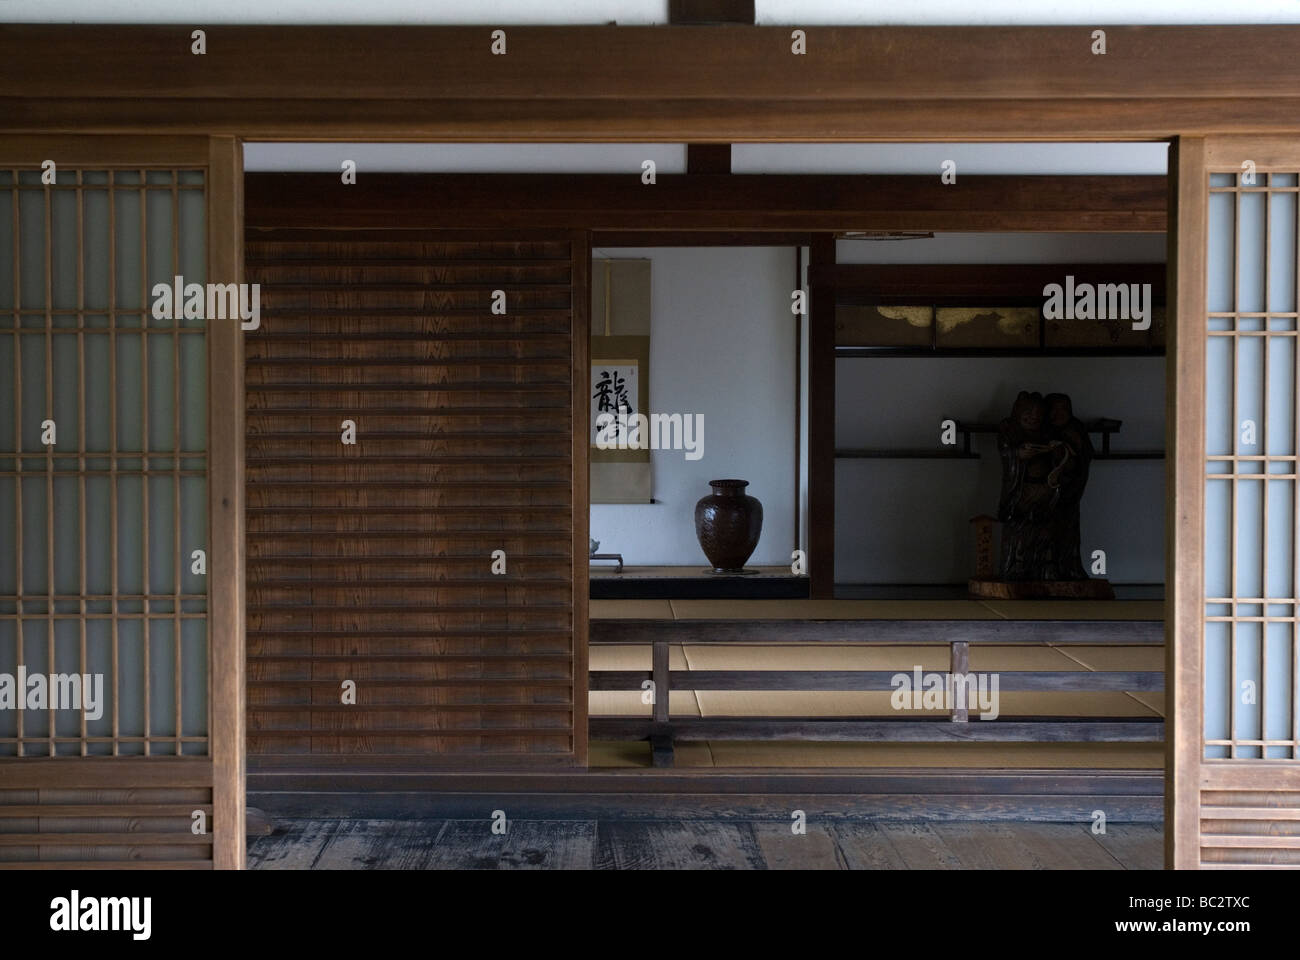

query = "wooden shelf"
(835, 449), (980, 459)
(838, 418), (1162, 460)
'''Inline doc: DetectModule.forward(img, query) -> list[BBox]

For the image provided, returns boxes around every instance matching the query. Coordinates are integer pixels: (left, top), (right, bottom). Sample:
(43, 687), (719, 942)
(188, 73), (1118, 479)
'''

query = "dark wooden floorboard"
(593, 821), (767, 870)
(751, 822), (848, 870)
(309, 819), (450, 870)
(248, 819), (1163, 870)
(247, 818), (340, 870)
(424, 820), (596, 870)
(1091, 823), (1165, 870)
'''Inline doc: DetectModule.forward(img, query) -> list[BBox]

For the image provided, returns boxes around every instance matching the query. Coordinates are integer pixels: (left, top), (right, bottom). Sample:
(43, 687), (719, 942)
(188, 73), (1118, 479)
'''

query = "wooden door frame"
(0, 133), (244, 869)
(1169, 136), (1300, 869)
(8, 22), (1300, 869)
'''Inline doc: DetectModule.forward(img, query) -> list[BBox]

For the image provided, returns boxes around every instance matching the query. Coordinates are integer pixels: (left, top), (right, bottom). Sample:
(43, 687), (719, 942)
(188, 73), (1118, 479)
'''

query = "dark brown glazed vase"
(694, 479), (763, 573)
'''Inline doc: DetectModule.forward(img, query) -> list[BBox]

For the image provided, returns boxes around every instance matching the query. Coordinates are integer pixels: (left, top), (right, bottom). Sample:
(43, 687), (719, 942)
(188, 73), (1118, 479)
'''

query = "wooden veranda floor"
(247, 819), (1164, 870)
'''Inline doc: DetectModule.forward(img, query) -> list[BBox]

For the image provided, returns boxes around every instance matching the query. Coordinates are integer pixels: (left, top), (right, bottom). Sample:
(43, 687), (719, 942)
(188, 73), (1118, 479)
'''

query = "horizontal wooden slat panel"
(1199, 781), (1300, 867)
(0, 759), (215, 867)
(246, 233), (578, 761)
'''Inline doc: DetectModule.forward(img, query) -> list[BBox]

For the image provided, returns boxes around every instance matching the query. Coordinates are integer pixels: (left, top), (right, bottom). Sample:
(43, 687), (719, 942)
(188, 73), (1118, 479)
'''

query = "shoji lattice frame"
(0, 136), (244, 870)
(1171, 136), (1300, 871)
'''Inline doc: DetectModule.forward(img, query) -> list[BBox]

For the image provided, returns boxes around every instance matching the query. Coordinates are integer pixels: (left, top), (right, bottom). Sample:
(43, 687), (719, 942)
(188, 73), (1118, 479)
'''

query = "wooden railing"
(589, 618), (1164, 767)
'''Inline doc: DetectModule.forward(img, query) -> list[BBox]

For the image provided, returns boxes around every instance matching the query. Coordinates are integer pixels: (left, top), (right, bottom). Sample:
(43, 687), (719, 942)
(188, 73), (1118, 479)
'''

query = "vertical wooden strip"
(45, 168), (54, 756)
(207, 137), (246, 869)
(108, 173), (118, 756)
(139, 171), (149, 754)
(652, 640), (669, 724)
(1295, 168), (1300, 758)
(1262, 181), (1270, 757)
(808, 233), (836, 599)
(1230, 183), (1240, 757)
(1169, 136), (1207, 870)
(12, 172), (23, 756)
(172, 171), (182, 756)
(950, 640), (970, 723)
(77, 169), (87, 755)
(570, 229), (590, 767)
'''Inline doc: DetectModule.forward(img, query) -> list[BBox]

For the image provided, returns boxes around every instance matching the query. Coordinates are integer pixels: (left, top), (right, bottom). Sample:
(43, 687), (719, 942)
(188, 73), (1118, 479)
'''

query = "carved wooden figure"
(971, 391), (1113, 599)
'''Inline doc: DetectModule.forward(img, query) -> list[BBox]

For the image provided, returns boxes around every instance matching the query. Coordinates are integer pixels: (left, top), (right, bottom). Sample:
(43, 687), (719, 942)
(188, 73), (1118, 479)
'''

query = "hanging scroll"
(590, 259), (653, 503)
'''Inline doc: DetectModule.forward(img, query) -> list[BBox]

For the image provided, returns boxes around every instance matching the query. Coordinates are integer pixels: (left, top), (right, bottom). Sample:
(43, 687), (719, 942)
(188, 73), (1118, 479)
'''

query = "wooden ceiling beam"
(5, 97), (1296, 141)
(2, 25), (1297, 103)
(244, 173), (1168, 233)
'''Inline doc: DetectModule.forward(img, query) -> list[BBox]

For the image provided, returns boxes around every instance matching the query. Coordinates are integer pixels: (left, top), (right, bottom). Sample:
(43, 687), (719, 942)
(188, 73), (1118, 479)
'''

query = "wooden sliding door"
(244, 229), (589, 766)
(0, 136), (245, 868)
(1171, 137), (1300, 868)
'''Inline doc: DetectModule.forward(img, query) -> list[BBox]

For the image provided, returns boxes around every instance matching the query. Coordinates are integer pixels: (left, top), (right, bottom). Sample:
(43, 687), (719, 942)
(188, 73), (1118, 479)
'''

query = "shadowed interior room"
(3, 15), (1300, 875)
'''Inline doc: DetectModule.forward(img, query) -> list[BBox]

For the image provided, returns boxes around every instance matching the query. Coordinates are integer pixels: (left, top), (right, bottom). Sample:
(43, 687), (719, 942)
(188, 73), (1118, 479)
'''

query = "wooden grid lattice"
(1204, 169), (1300, 762)
(0, 167), (209, 758)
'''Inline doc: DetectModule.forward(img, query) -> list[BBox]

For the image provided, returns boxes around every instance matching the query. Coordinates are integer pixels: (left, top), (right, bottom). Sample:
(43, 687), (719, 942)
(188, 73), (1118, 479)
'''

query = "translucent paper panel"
(1265, 479), (1295, 599)
(1264, 621), (1295, 759)
(1205, 168), (1300, 761)
(1266, 335), (1295, 457)
(1234, 479), (1262, 599)
(1237, 192), (1266, 314)
(1268, 191), (1297, 313)
(1234, 622), (1262, 758)
(1207, 191), (1236, 314)
(1, 168), (208, 757)
(1206, 335), (1234, 456)
(1205, 478), (1232, 598)
(1236, 335), (1263, 457)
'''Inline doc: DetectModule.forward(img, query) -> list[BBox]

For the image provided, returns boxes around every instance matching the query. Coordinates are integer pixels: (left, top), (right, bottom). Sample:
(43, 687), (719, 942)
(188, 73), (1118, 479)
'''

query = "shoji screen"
(0, 137), (243, 869)
(1173, 137), (1300, 869)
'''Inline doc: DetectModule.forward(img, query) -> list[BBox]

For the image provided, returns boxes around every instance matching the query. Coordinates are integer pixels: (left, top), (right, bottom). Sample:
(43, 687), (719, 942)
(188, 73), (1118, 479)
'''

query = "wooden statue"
(971, 390), (1113, 599)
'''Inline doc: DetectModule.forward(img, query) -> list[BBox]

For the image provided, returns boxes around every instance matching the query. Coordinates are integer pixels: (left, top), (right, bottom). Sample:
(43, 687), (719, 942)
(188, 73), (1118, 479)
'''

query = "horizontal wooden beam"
(246, 174), (1166, 233)
(7, 97), (1300, 141)
(590, 619), (1164, 644)
(246, 766), (1163, 819)
(591, 717), (1165, 742)
(2, 27), (1300, 138)
(589, 669), (1165, 691)
(823, 262), (1168, 298)
(3, 26), (1297, 104)
(0, 757), (213, 789)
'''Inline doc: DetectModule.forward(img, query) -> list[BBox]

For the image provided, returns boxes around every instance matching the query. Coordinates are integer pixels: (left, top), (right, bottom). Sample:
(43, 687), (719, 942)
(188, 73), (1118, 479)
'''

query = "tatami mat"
(589, 639), (1166, 766)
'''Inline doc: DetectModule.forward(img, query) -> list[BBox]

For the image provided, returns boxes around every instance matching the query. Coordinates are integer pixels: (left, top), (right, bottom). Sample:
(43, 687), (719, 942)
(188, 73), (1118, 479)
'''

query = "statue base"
(968, 577), (1116, 600)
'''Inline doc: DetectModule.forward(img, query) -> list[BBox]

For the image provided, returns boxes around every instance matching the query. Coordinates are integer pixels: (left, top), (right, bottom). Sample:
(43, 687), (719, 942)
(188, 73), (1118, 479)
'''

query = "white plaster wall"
(588, 247), (799, 567)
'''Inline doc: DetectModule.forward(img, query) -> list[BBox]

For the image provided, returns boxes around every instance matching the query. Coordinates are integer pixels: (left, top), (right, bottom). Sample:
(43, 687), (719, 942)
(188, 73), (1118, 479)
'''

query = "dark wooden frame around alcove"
(8, 22), (1300, 868)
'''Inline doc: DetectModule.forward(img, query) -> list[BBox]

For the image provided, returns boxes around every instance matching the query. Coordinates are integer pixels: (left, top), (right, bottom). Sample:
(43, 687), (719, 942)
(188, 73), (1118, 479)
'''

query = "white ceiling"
(3, 0), (1297, 24)
(243, 142), (1168, 175)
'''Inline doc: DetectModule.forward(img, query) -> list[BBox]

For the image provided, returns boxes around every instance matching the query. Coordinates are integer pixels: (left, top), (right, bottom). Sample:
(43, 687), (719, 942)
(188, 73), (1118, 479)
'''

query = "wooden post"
(207, 135), (246, 870)
(808, 234), (837, 598)
(650, 639), (674, 767)
(950, 641), (970, 723)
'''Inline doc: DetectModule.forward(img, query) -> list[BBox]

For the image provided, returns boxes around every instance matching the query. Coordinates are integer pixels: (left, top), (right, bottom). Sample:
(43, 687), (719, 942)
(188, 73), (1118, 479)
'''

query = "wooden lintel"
(245, 174), (1168, 234)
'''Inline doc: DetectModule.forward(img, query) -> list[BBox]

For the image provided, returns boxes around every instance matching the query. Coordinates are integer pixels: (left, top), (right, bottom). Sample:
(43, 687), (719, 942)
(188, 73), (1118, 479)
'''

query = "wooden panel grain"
(808, 234), (836, 599)
(245, 174), (1167, 234)
(1167, 136), (1206, 870)
(209, 135), (247, 870)
(245, 231), (583, 766)
(4, 26), (1300, 104)
(9, 95), (1300, 141)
